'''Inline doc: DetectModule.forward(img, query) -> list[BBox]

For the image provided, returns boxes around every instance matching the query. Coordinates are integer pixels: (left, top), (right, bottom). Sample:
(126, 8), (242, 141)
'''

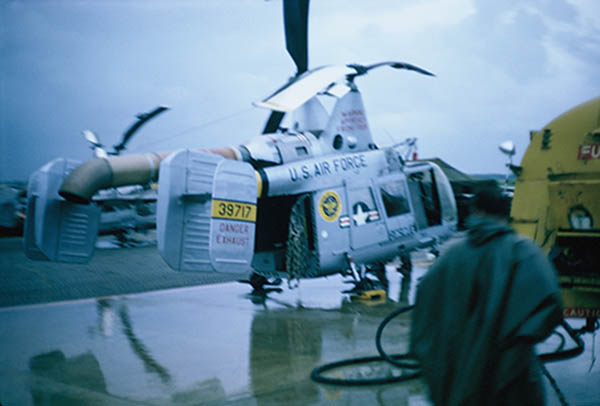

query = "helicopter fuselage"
(245, 136), (457, 279)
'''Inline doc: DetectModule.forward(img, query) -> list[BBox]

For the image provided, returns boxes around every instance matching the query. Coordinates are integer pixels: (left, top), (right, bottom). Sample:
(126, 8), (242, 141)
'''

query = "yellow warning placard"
(211, 199), (257, 222)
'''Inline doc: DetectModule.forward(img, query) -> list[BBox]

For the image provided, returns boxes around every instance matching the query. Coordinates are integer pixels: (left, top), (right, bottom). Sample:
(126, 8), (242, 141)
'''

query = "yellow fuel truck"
(510, 96), (600, 323)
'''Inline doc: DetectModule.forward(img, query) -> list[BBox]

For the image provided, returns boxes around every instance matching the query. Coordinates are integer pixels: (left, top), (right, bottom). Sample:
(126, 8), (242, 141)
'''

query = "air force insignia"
(319, 190), (341, 222)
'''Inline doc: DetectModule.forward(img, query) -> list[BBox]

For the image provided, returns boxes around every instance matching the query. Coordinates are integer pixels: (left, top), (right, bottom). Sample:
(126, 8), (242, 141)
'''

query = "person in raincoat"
(410, 187), (563, 406)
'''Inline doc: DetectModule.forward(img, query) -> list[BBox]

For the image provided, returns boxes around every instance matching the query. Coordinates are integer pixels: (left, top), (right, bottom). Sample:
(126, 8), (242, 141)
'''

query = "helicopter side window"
(379, 181), (410, 218)
(333, 134), (344, 150)
(296, 146), (308, 157)
(408, 170), (441, 228)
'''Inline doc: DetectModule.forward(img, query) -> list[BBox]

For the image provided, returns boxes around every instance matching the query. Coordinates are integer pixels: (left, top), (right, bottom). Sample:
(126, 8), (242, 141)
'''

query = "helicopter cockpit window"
(432, 165), (457, 223)
(380, 181), (410, 218)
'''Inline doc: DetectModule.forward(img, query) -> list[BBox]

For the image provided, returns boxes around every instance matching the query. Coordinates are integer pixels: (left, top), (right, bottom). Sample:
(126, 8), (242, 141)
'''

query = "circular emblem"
(319, 190), (341, 222)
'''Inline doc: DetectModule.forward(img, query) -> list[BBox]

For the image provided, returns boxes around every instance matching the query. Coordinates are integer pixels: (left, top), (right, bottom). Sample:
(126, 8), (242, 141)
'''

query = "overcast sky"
(1, 0), (599, 181)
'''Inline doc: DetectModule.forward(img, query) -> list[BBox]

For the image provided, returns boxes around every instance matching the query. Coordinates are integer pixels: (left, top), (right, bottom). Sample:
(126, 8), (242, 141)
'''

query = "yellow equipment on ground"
(511, 97), (600, 321)
(350, 289), (387, 302)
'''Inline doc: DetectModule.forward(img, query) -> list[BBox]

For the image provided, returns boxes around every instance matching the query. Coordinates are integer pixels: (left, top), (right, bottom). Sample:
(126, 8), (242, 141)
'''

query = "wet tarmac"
(0, 240), (598, 405)
(0, 234), (241, 308)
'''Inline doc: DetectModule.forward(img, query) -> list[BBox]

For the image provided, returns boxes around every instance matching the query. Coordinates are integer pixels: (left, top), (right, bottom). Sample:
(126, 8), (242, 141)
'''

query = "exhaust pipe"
(59, 147), (240, 204)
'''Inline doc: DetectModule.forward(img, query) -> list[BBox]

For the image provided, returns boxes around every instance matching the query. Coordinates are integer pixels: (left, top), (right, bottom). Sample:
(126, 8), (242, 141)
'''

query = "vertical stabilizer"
(323, 90), (375, 153)
(291, 96), (329, 134)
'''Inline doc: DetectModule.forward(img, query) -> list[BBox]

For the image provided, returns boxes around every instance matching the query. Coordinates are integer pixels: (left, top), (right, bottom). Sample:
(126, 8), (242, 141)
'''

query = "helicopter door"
(376, 175), (417, 240)
(313, 187), (351, 271)
(345, 183), (387, 249)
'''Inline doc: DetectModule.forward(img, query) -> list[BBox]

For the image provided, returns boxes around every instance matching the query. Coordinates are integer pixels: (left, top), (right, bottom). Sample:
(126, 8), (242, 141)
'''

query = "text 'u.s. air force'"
(289, 154), (367, 182)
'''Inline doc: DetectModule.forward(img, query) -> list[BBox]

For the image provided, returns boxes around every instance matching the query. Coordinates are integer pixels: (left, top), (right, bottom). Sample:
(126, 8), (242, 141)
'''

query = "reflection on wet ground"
(0, 254), (598, 405)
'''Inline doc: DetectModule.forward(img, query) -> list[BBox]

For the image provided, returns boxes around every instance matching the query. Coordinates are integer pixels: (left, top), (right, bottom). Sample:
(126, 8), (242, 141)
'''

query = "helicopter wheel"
(368, 263), (389, 291)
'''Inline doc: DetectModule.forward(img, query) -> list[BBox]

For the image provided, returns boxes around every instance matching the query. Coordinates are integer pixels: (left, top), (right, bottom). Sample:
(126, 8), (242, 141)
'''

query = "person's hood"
(466, 215), (514, 247)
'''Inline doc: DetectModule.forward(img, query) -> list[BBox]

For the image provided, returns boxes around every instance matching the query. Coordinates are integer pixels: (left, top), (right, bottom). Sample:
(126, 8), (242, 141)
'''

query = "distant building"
(421, 158), (497, 229)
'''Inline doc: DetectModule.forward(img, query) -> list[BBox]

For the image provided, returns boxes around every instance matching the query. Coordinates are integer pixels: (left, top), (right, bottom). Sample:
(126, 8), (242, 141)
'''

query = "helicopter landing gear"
(396, 252), (412, 276)
(396, 253), (413, 304)
(368, 263), (389, 291)
(342, 255), (387, 300)
(342, 276), (386, 295)
(239, 272), (283, 295)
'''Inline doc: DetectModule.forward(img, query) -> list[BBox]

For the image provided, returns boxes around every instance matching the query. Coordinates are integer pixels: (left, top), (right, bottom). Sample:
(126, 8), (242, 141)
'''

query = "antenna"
(394, 137), (418, 161)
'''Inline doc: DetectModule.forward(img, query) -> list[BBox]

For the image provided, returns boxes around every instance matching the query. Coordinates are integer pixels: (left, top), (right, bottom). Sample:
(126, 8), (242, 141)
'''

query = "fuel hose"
(310, 305), (420, 385)
(310, 306), (586, 387)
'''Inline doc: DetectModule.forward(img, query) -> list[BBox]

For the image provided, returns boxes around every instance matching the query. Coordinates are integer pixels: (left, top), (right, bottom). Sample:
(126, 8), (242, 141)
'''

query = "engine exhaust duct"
(59, 147), (240, 204)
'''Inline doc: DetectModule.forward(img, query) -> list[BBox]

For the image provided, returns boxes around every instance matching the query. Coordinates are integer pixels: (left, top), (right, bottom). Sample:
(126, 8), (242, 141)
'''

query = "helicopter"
(23, 0), (458, 294)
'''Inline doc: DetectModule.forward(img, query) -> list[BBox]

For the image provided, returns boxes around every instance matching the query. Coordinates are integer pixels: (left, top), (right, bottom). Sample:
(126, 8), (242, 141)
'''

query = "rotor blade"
(255, 65), (356, 113)
(82, 130), (101, 147)
(382, 61), (435, 76)
(347, 61), (435, 80)
(114, 106), (169, 154)
(283, 0), (309, 74)
(262, 111), (286, 134)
